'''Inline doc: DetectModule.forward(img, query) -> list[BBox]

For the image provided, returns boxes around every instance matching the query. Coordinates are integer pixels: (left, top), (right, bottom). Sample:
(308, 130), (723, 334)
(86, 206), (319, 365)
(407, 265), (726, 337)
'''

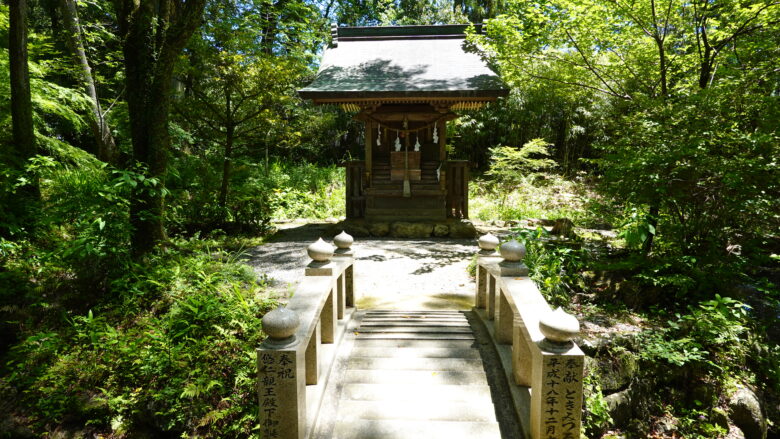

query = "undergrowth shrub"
(166, 158), (344, 233)
(510, 226), (586, 307)
(2, 237), (275, 438)
(265, 161), (344, 220)
(470, 172), (591, 224)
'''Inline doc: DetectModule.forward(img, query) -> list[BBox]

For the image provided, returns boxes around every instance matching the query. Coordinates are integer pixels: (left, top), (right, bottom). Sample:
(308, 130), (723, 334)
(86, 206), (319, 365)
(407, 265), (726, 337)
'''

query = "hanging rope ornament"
(376, 128), (381, 146)
(414, 135), (421, 152)
(432, 125), (439, 143)
(394, 131), (402, 152)
(364, 114), (448, 136)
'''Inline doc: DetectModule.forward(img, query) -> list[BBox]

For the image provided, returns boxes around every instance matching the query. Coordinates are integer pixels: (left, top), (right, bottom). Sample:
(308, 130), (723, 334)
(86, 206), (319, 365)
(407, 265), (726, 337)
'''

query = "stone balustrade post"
(331, 231), (355, 318)
(475, 233), (501, 309)
(306, 238), (337, 344)
(531, 308), (584, 439)
(495, 240), (528, 344)
(258, 307), (306, 439)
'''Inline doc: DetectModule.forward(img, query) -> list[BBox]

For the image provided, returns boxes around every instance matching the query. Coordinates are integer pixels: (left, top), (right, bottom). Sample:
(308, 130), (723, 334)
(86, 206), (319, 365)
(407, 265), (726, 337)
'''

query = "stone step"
(364, 208), (445, 216)
(362, 316), (468, 321)
(341, 383), (493, 403)
(353, 339), (476, 348)
(355, 332), (475, 340)
(356, 326), (473, 334)
(350, 346), (482, 359)
(363, 317), (467, 321)
(333, 419), (501, 439)
(360, 320), (470, 327)
(344, 369), (488, 386)
(348, 357), (484, 371)
(364, 310), (466, 316)
(336, 400), (497, 423)
(368, 189), (443, 196)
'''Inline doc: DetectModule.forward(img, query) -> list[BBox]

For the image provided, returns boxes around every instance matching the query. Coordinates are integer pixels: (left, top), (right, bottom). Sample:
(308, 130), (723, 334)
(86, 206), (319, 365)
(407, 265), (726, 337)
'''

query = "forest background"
(0, 0), (778, 436)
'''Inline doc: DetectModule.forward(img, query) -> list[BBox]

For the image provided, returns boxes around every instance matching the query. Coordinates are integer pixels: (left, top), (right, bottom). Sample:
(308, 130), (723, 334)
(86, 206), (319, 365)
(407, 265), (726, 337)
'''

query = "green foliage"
(639, 295), (750, 376)
(470, 172), (592, 223)
(583, 374), (613, 437)
(166, 158), (344, 232)
(266, 162), (345, 220)
(453, 88), (600, 173)
(487, 138), (556, 179)
(485, 139), (557, 205)
(511, 227), (586, 307)
(598, 96), (779, 258)
(616, 207), (656, 251)
(3, 237), (275, 437)
(675, 408), (728, 439)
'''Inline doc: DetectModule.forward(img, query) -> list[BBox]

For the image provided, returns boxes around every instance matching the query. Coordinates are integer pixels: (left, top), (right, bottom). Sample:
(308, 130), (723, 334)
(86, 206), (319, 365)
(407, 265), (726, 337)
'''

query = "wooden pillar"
(438, 119), (447, 192)
(365, 120), (372, 187)
(438, 119), (447, 161)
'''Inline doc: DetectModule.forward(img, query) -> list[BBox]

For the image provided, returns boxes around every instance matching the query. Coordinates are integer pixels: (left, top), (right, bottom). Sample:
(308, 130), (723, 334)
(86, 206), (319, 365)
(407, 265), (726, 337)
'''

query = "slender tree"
(8, 0), (37, 171)
(113, 0), (208, 256)
(59, 0), (117, 164)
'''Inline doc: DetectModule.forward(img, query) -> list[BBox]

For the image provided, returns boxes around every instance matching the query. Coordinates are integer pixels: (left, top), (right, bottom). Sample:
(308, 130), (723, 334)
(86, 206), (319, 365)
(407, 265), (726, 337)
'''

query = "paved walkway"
(318, 310), (501, 439)
(248, 222), (524, 439)
(245, 222), (477, 310)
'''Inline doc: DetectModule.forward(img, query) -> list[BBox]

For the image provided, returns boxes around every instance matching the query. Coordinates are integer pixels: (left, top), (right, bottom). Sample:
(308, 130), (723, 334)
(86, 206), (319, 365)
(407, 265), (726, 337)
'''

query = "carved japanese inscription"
(539, 356), (584, 439)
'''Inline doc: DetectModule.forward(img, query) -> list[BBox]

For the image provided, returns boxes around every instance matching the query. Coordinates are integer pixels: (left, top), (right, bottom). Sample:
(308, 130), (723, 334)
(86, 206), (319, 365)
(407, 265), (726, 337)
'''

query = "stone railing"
(257, 232), (356, 439)
(474, 233), (585, 439)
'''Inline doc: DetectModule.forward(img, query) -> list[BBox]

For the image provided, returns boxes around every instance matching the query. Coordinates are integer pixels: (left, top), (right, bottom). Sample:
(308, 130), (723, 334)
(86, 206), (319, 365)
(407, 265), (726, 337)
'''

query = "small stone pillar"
(331, 231), (354, 318)
(531, 308), (584, 439)
(475, 233), (501, 309)
(258, 307), (306, 439)
(494, 240), (528, 343)
(306, 238), (336, 343)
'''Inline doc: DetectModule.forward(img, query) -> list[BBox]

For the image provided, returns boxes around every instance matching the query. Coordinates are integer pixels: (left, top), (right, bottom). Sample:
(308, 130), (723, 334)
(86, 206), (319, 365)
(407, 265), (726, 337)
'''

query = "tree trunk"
(640, 35), (669, 255)
(698, 45), (712, 89)
(218, 88), (234, 209)
(642, 205), (659, 255)
(59, 0), (117, 164)
(117, 0), (208, 257)
(9, 0), (37, 167)
(261, 0), (289, 54)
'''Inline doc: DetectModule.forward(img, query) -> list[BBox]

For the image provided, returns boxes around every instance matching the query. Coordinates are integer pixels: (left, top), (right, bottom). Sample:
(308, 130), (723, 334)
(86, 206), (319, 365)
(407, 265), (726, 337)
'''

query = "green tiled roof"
(298, 25), (507, 101)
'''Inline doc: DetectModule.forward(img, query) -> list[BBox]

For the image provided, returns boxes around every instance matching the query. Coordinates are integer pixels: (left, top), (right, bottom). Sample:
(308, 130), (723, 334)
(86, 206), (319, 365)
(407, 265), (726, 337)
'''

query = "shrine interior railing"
(257, 236), (356, 439)
(473, 235), (585, 439)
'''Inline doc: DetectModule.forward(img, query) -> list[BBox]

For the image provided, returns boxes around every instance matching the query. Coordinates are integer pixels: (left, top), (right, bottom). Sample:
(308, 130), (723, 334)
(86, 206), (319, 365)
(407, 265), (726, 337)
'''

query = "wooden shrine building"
(299, 24), (507, 222)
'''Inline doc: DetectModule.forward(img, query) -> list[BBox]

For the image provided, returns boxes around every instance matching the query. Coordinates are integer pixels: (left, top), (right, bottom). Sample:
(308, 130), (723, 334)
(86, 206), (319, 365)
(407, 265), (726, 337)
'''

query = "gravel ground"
(244, 221), (479, 310)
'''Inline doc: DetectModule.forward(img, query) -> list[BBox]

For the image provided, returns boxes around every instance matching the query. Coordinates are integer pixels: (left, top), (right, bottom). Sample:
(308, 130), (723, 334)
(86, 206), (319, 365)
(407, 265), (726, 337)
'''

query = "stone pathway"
(316, 310), (502, 439)
(245, 222), (477, 310)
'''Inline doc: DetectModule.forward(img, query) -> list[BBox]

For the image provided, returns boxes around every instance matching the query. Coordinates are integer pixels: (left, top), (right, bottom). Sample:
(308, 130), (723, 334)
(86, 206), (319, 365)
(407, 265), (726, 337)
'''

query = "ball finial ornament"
(307, 237), (334, 262)
(499, 239), (526, 262)
(262, 306), (300, 347)
(478, 233), (500, 251)
(333, 231), (354, 249)
(539, 307), (580, 350)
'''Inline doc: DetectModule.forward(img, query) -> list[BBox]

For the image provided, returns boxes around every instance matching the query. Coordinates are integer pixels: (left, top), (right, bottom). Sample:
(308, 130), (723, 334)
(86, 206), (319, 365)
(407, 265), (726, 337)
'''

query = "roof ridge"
(336, 24), (483, 40)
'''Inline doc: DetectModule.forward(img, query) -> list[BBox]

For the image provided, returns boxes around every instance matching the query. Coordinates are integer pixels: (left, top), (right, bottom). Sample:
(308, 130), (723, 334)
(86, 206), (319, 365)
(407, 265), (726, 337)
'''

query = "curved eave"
(299, 89), (508, 102)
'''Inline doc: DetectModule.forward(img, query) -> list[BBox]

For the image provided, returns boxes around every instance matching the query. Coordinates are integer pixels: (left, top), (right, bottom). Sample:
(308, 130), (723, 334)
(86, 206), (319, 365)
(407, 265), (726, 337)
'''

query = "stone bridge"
(257, 232), (584, 439)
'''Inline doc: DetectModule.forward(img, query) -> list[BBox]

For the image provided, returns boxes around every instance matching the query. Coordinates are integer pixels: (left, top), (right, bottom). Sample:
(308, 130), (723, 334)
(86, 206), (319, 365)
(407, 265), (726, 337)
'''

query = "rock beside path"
(728, 387), (767, 439)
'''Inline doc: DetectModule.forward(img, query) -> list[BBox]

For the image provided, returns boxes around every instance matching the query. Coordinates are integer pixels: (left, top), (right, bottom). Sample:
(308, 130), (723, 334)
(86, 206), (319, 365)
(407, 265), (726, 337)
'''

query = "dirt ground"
(244, 220), (486, 310)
